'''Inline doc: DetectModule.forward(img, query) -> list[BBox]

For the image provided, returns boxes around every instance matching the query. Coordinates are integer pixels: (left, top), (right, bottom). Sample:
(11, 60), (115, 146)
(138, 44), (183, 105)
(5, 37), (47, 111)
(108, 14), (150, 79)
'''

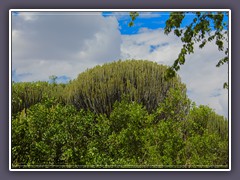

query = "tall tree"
(66, 60), (187, 116)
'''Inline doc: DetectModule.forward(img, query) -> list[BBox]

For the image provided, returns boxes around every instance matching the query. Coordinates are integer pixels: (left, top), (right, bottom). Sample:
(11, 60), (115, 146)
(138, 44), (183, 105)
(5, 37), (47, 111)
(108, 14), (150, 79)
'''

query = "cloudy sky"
(11, 11), (229, 118)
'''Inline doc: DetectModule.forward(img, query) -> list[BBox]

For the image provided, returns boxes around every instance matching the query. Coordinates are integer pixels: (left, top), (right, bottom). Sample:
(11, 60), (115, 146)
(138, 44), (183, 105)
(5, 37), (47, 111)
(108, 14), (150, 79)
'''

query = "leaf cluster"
(164, 12), (229, 88)
(129, 11), (229, 89)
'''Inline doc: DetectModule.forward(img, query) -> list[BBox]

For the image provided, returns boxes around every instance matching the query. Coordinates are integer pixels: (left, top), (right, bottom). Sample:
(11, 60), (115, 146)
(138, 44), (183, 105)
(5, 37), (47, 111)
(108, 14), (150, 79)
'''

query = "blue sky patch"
(12, 70), (32, 82)
(102, 11), (229, 35)
(102, 11), (170, 35)
(12, 11), (19, 16)
(56, 75), (71, 84)
(12, 69), (19, 82)
(210, 89), (222, 97)
(149, 43), (169, 53)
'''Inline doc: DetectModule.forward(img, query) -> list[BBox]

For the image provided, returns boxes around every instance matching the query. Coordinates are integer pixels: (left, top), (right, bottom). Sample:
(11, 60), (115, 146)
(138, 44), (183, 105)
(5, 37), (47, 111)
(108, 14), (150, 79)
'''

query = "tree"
(129, 11), (229, 89)
(66, 60), (187, 116)
(12, 81), (66, 115)
(49, 75), (58, 84)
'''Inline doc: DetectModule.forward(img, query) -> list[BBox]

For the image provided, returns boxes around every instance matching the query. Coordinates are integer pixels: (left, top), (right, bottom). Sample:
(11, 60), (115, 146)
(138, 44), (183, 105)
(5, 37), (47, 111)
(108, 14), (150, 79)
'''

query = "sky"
(11, 11), (229, 118)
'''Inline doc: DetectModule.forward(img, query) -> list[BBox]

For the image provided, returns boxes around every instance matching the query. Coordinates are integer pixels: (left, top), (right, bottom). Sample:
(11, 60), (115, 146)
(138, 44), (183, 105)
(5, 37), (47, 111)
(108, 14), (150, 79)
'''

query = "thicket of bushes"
(11, 60), (228, 169)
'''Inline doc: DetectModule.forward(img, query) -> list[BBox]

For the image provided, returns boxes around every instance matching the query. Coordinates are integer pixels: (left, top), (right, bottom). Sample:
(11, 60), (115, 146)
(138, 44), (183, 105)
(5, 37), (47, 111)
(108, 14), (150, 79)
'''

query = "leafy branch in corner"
(129, 11), (229, 89)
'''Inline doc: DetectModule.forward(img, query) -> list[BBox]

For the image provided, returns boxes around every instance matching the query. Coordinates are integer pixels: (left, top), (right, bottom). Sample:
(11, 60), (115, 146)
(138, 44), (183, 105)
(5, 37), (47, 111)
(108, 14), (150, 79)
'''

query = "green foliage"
(165, 12), (229, 89)
(11, 60), (228, 169)
(12, 98), (96, 168)
(12, 95), (228, 169)
(141, 119), (185, 167)
(164, 12), (228, 73)
(49, 75), (58, 84)
(177, 104), (229, 168)
(187, 104), (228, 139)
(129, 12), (139, 27)
(107, 99), (149, 166)
(67, 60), (186, 116)
(12, 81), (66, 116)
(179, 132), (228, 168)
(155, 88), (191, 122)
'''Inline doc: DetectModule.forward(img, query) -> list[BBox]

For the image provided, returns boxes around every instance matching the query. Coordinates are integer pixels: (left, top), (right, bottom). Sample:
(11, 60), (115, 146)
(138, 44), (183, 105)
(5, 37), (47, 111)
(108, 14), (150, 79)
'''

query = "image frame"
(9, 8), (231, 172)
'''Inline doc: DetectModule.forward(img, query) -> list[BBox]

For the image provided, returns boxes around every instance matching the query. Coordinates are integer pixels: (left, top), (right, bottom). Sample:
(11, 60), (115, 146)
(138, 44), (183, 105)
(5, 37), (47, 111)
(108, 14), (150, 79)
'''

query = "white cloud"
(107, 12), (161, 21)
(12, 12), (121, 81)
(18, 12), (39, 21)
(138, 12), (162, 18)
(121, 28), (183, 65)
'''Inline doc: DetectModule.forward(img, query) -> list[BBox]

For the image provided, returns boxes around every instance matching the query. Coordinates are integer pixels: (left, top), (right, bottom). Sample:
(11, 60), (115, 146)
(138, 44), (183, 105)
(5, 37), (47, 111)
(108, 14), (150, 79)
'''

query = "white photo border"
(9, 9), (231, 171)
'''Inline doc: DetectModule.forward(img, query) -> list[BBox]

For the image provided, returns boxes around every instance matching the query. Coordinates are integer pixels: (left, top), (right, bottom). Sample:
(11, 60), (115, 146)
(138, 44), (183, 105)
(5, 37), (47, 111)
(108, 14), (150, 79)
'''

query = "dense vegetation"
(11, 60), (228, 169)
(66, 60), (187, 115)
